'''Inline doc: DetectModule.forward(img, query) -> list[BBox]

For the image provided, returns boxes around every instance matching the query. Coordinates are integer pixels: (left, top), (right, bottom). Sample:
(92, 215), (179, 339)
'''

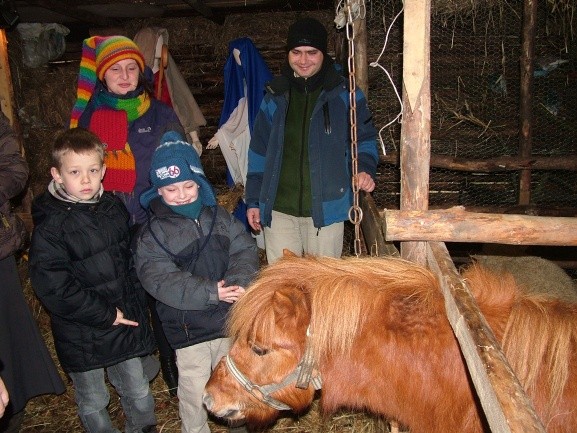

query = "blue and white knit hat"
(140, 131), (217, 208)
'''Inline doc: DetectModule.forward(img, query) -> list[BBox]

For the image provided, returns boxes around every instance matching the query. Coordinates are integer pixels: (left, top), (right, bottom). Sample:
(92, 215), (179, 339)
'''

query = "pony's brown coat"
(205, 255), (577, 433)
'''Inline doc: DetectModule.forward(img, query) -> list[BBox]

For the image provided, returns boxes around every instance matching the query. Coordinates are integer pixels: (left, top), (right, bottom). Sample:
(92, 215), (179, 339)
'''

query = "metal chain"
(345, 1), (363, 257)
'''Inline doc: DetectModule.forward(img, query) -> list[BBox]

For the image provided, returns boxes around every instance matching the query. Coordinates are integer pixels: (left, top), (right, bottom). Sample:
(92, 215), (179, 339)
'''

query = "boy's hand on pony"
(113, 308), (139, 327)
(217, 280), (246, 303)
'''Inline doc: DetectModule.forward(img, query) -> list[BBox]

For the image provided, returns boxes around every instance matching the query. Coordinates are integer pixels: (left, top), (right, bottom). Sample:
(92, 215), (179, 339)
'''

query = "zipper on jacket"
(299, 94), (309, 216)
(1, 213), (10, 229)
(183, 323), (190, 340)
(323, 102), (331, 134)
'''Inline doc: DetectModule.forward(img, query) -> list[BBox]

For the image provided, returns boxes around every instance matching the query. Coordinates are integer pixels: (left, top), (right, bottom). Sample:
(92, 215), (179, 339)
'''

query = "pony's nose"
(202, 392), (213, 411)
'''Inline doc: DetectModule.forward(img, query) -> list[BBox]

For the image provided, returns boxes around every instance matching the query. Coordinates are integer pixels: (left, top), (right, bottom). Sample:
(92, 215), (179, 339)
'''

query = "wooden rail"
(382, 207), (577, 246)
(427, 242), (546, 433)
(379, 152), (577, 172)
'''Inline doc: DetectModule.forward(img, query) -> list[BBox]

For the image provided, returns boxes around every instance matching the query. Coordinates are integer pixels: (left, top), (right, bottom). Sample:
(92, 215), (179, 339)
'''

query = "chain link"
(345, 1), (363, 257)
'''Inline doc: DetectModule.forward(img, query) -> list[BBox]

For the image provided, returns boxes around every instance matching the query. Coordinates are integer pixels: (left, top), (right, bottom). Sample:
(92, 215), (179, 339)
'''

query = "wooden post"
(0, 29), (24, 152)
(0, 29), (15, 125)
(400, 0), (431, 264)
(360, 192), (399, 257)
(353, 13), (368, 95)
(518, 0), (537, 205)
(0, 28), (33, 217)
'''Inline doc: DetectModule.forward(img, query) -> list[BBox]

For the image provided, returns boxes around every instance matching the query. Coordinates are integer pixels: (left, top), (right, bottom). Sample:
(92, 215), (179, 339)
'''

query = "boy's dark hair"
(52, 127), (105, 169)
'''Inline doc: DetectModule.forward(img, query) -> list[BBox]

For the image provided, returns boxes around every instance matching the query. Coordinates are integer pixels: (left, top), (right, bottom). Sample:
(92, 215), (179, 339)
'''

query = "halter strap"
(225, 355), (293, 411)
(224, 330), (322, 412)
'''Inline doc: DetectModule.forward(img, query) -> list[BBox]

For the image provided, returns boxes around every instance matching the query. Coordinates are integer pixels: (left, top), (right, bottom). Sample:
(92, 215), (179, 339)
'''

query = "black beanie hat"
(286, 17), (328, 53)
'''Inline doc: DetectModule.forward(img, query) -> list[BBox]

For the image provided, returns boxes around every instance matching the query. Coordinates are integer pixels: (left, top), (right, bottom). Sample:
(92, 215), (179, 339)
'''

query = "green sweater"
(273, 86), (322, 217)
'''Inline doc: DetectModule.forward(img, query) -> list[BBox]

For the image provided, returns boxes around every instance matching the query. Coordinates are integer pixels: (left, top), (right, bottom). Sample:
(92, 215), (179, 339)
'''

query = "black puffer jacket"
(135, 198), (259, 349)
(29, 191), (156, 373)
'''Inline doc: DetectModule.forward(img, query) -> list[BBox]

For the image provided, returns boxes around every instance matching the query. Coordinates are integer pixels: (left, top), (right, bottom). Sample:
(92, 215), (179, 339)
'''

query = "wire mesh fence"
(364, 0), (577, 211)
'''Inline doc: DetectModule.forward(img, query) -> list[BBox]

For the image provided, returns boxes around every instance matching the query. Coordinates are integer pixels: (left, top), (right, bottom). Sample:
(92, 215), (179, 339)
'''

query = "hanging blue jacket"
(245, 63), (379, 229)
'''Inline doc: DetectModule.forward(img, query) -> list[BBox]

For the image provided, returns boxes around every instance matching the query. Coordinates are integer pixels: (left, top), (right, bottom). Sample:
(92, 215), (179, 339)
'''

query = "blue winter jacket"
(245, 63), (379, 228)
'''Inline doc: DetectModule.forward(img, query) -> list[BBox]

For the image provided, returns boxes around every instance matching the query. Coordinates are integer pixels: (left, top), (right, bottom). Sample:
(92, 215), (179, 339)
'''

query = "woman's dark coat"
(0, 111), (65, 416)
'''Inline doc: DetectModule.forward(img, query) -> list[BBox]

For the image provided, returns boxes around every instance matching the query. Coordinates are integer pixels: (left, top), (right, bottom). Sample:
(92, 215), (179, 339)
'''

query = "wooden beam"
(379, 152), (577, 172)
(518, 0), (537, 204)
(402, 0), (427, 111)
(22, 0), (117, 26)
(0, 30), (24, 153)
(399, 0), (431, 264)
(352, 11), (368, 95)
(359, 192), (399, 257)
(427, 242), (546, 433)
(0, 30), (14, 124)
(181, 0), (214, 18)
(383, 207), (577, 246)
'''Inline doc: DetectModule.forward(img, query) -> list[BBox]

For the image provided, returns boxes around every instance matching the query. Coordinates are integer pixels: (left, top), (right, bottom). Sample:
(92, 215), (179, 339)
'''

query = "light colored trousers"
(176, 338), (230, 433)
(263, 210), (344, 264)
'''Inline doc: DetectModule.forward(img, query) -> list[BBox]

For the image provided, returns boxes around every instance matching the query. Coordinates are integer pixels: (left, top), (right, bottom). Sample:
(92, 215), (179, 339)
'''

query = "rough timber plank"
(427, 241), (546, 433)
(383, 207), (577, 246)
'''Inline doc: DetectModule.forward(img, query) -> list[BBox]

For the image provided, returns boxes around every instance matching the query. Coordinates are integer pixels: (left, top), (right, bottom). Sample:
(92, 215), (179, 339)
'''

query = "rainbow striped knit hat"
(70, 35), (145, 128)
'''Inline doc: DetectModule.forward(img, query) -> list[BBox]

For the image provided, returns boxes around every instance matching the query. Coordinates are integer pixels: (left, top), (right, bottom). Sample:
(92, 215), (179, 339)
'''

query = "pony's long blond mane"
(305, 255), (441, 359)
(227, 255), (441, 360)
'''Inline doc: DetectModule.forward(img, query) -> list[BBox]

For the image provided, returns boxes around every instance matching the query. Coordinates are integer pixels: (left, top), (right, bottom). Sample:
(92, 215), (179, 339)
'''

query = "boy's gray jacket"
(29, 192), (156, 373)
(135, 199), (259, 349)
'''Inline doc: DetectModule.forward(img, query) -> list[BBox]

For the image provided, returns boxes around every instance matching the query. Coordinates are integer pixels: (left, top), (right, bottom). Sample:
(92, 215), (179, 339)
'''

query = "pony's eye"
(251, 345), (269, 356)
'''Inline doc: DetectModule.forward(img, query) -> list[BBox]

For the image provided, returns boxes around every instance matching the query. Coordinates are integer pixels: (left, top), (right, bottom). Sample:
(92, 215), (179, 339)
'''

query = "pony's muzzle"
(202, 392), (243, 420)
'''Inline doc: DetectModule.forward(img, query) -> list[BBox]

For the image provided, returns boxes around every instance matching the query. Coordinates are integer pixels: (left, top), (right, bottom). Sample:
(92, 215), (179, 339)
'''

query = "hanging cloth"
(134, 27), (206, 153)
(219, 37), (273, 134)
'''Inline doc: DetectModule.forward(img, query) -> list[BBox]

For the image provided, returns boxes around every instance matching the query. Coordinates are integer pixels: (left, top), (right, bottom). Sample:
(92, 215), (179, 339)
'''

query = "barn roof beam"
(180, 0), (224, 24)
(181, 0), (213, 17)
(18, 0), (118, 26)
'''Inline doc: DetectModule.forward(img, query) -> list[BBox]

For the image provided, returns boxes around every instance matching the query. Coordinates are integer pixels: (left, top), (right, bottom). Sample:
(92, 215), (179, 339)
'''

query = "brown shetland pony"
(203, 254), (577, 433)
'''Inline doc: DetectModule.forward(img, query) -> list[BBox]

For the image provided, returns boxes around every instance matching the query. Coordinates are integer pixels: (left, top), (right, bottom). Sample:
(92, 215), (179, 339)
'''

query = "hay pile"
(471, 254), (577, 303)
(17, 258), (389, 433)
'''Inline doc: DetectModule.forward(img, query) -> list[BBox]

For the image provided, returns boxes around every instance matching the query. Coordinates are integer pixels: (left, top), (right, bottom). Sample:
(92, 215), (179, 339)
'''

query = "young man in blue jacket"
(245, 17), (379, 264)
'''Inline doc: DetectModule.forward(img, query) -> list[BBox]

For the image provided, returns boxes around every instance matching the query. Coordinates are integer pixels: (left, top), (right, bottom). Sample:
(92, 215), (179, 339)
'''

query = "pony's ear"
(272, 287), (308, 329)
(282, 249), (298, 258)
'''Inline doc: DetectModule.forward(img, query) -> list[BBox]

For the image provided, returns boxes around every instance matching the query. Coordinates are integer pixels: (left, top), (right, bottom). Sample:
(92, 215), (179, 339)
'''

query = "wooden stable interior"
(1, 0), (576, 432)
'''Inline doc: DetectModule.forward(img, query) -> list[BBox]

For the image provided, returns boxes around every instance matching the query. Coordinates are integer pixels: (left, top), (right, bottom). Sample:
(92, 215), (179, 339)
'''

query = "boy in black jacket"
(29, 128), (158, 433)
